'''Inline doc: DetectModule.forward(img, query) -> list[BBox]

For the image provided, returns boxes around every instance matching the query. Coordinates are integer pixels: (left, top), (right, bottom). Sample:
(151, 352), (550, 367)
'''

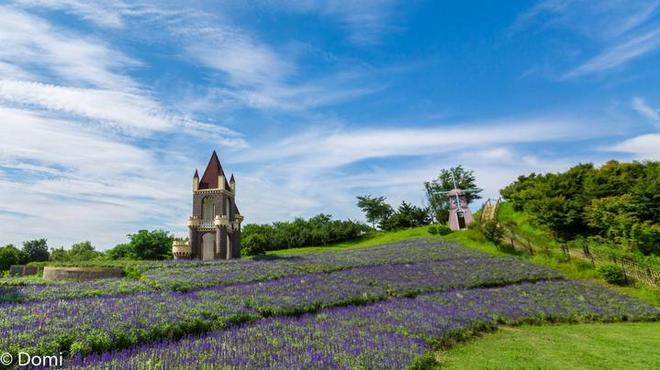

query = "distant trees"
(356, 196), (432, 231)
(424, 166), (482, 223)
(500, 160), (659, 256)
(50, 241), (101, 262)
(241, 214), (369, 256)
(22, 239), (50, 263)
(105, 230), (173, 260)
(0, 244), (26, 271)
(356, 195), (393, 228)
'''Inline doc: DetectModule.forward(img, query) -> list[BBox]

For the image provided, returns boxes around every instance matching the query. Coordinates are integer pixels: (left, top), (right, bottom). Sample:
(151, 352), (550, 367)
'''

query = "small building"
(447, 188), (474, 230)
(173, 151), (243, 260)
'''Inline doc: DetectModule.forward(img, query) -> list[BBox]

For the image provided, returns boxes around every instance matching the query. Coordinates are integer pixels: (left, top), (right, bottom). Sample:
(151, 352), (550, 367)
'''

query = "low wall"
(9, 265), (42, 276)
(42, 267), (123, 281)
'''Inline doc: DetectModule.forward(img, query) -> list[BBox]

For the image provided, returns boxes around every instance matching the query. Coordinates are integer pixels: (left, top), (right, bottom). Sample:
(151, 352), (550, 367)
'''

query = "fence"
(501, 227), (659, 287)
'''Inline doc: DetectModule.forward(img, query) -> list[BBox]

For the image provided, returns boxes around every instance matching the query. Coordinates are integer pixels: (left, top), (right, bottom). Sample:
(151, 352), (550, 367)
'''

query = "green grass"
(438, 322), (660, 370)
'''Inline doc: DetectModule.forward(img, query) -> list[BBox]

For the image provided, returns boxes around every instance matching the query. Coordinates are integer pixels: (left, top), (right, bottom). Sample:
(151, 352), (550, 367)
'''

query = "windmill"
(432, 172), (479, 230)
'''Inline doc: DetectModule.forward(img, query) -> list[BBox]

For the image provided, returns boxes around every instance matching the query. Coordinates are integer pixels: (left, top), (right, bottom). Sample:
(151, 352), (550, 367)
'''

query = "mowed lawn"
(439, 322), (660, 369)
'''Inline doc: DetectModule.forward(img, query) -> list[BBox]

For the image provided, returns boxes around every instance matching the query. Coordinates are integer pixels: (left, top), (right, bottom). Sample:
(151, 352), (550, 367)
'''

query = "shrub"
(242, 214), (369, 252)
(241, 234), (267, 256)
(597, 264), (627, 285)
(428, 226), (438, 235)
(435, 224), (452, 236)
(481, 220), (504, 244)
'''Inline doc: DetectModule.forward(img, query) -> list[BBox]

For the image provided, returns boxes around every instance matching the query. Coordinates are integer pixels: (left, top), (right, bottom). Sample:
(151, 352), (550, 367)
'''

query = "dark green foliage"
(106, 243), (137, 260)
(481, 220), (504, 244)
(435, 224), (452, 235)
(380, 201), (432, 231)
(22, 239), (49, 262)
(424, 165), (483, 223)
(500, 160), (659, 256)
(427, 224), (452, 236)
(241, 214), (369, 253)
(597, 264), (627, 285)
(241, 232), (267, 256)
(0, 244), (26, 271)
(50, 241), (101, 262)
(105, 230), (173, 260)
(356, 195), (394, 229)
(129, 230), (173, 260)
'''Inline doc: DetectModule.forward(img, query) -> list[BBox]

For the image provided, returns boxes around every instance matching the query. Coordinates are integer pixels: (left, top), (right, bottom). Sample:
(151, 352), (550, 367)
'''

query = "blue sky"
(0, 0), (659, 249)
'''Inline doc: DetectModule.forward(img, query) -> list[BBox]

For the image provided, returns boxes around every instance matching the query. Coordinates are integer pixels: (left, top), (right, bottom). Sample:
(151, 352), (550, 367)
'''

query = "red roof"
(198, 151), (230, 189)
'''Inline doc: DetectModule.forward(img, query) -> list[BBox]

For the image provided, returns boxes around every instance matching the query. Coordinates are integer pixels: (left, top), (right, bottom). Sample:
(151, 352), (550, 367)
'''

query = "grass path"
(437, 322), (660, 369)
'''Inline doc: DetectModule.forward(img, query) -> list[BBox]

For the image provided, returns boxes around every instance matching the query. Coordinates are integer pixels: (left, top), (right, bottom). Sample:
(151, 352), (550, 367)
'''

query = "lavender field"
(2, 239), (658, 369)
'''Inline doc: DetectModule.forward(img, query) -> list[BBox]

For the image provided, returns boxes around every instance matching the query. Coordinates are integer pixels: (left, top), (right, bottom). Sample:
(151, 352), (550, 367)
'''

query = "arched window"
(202, 196), (215, 221)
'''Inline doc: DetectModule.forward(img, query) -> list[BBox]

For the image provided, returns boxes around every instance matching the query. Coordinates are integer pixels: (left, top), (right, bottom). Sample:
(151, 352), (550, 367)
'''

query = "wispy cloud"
(632, 96), (660, 125)
(0, 80), (246, 145)
(253, 0), (400, 45)
(563, 27), (660, 79)
(515, 0), (660, 79)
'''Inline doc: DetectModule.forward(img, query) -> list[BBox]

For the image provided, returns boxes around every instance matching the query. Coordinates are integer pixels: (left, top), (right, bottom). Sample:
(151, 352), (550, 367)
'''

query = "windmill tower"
(434, 173), (477, 231)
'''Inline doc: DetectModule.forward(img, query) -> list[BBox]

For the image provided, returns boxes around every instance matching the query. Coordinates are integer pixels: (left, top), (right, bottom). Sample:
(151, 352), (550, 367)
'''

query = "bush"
(435, 224), (452, 235)
(241, 233), (267, 256)
(242, 214), (369, 252)
(428, 226), (438, 235)
(597, 264), (627, 285)
(482, 220), (504, 244)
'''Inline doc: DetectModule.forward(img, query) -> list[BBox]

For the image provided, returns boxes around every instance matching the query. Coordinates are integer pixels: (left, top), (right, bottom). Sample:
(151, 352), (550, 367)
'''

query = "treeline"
(241, 214), (369, 256)
(356, 166), (482, 230)
(356, 197), (431, 230)
(0, 230), (174, 271)
(501, 160), (659, 256)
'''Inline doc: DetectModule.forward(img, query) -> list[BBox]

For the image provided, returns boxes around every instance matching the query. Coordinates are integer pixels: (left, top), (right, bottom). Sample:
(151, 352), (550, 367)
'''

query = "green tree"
(106, 243), (137, 260)
(356, 195), (394, 229)
(22, 239), (49, 262)
(380, 201), (432, 230)
(0, 244), (26, 271)
(69, 241), (100, 261)
(128, 230), (173, 260)
(425, 166), (482, 223)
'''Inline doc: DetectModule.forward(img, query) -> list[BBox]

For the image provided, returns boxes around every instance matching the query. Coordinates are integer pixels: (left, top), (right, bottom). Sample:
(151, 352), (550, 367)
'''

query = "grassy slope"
(438, 322), (660, 370)
(270, 202), (659, 306)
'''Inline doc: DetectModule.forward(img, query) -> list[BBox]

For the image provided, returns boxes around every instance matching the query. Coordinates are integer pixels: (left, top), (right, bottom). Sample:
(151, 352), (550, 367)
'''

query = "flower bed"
(71, 281), (659, 369)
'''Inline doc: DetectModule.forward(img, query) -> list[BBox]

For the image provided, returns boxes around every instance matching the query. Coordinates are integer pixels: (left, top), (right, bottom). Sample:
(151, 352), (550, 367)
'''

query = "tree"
(380, 201), (432, 231)
(425, 166), (482, 223)
(69, 241), (100, 261)
(22, 239), (49, 263)
(128, 230), (173, 260)
(106, 243), (137, 260)
(356, 195), (394, 229)
(0, 244), (26, 271)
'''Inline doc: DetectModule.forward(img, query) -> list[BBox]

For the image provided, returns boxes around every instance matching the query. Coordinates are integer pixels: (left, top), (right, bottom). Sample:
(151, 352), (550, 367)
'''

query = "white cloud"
(0, 6), (138, 90)
(11, 0), (128, 28)
(563, 27), (660, 79)
(608, 134), (660, 160)
(0, 80), (246, 145)
(632, 96), (660, 125)
(237, 118), (596, 169)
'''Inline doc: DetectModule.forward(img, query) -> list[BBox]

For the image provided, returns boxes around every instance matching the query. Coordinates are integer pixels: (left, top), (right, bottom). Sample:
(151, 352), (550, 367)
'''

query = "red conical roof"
(198, 151), (229, 189)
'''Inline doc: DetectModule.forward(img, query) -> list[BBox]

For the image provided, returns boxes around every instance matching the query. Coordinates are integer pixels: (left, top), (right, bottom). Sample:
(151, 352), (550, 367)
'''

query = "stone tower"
(174, 151), (243, 260)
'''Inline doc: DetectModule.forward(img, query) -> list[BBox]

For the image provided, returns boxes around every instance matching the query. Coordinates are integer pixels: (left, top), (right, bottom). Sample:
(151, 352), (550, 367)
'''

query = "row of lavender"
(71, 281), (660, 369)
(0, 239), (486, 302)
(0, 256), (559, 356)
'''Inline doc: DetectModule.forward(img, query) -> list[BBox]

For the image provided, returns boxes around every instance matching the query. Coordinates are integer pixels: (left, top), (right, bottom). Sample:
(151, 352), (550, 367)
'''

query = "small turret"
(229, 174), (235, 192)
(193, 170), (199, 191)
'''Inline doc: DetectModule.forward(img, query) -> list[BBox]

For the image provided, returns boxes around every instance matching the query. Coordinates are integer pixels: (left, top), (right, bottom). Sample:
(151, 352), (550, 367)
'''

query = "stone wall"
(42, 267), (123, 281)
(9, 265), (42, 276)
